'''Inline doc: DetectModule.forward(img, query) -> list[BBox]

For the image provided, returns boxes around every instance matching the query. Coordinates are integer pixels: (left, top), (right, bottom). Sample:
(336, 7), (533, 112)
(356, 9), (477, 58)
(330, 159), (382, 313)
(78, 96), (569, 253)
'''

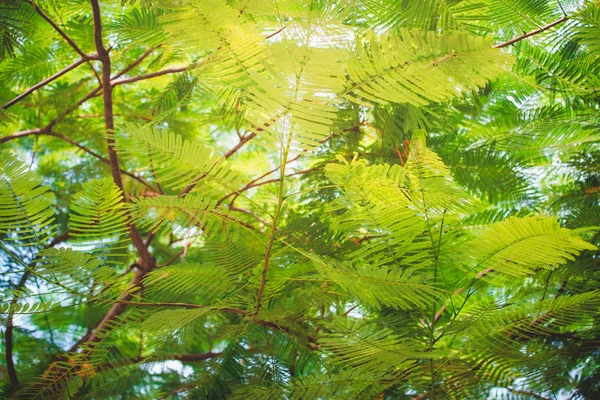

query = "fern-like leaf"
(309, 254), (437, 310)
(143, 262), (240, 303)
(128, 194), (227, 237)
(245, 43), (347, 151)
(459, 216), (597, 277)
(69, 179), (129, 265)
(0, 151), (56, 246)
(320, 317), (434, 376)
(345, 30), (512, 106)
(114, 123), (243, 192)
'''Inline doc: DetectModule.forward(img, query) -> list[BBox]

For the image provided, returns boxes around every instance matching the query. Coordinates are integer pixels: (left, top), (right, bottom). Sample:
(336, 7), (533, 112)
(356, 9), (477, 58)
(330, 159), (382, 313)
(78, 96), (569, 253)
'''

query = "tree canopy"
(1, 0), (599, 399)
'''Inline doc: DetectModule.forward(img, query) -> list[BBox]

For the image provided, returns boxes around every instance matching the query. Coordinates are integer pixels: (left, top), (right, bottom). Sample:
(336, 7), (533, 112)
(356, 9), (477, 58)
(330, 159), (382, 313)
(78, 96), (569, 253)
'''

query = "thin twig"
(265, 26), (286, 39)
(178, 132), (258, 197)
(0, 128), (157, 190)
(2, 58), (88, 110)
(26, 0), (92, 60)
(4, 232), (69, 388)
(112, 45), (162, 79)
(228, 206), (269, 226)
(494, 16), (569, 48)
(50, 131), (155, 189)
(158, 248), (186, 268)
(112, 66), (190, 86)
(223, 132), (257, 158)
(116, 299), (247, 314)
(237, 167), (318, 192)
(218, 123), (361, 207)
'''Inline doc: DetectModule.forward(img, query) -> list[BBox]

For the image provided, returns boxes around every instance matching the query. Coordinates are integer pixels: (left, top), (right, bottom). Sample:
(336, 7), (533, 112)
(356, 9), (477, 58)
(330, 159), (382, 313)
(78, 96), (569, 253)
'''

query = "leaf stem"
(494, 16), (569, 48)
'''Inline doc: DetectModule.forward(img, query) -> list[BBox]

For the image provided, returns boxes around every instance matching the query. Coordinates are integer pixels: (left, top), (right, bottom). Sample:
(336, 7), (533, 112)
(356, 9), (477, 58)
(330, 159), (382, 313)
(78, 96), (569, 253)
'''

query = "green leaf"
(69, 179), (129, 265)
(460, 216), (597, 276)
(0, 151), (56, 246)
(345, 30), (512, 106)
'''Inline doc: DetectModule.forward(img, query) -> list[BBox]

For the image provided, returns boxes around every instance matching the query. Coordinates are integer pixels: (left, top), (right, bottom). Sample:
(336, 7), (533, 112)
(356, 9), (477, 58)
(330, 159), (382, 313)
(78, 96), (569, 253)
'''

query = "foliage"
(1, 0), (599, 399)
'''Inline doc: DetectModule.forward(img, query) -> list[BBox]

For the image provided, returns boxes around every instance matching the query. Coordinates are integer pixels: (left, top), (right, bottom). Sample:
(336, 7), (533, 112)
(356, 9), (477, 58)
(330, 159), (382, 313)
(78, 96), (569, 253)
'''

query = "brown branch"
(12, 44), (162, 130)
(342, 305), (358, 317)
(86, 269), (145, 343)
(212, 210), (259, 231)
(111, 66), (190, 86)
(254, 255), (273, 317)
(76, 113), (153, 122)
(32, 85), (104, 136)
(26, 0), (101, 86)
(252, 136), (294, 317)
(2, 58), (88, 110)
(218, 123), (359, 207)
(111, 25), (293, 88)
(91, 0), (121, 192)
(228, 206), (269, 226)
(494, 16), (569, 48)
(0, 128), (43, 143)
(178, 132), (258, 197)
(86, 0), (156, 344)
(158, 248), (186, 268)
(265, 26), (286, 40)
(505, 388), (551, 400)
(223, 132), (257, 158)
(118, 300), (319, 347)
(91, 0), (152, 263)
(115, 300), (247, 315)
(0, 129), (156, 190)
(26, 0), (92, 60)
(86, 60), (102, 86)
(433, 267), (494, 325)
(4, 232), (70, 388)
(113, 45), (162, 80)
(0, 25), (185, 360)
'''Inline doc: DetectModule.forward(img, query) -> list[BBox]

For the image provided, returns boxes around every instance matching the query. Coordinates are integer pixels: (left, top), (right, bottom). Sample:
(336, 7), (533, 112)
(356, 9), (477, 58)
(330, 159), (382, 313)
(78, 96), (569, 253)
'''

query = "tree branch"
(1, 58), (88, 110)
(47, 131), (156, 190)
(117, 300), (320, 348)
(86, 268), (144, 343)
(26, 0), (91, 60)
(112, 45), (162, 80)
(112, 351), (223, 368)
(4, 232), (70, 389)
(218, 123), (359, 207)
(494, 16), (569, 48)
(0, 128), (44, 143)
(178, 132), (258, 197)
(223, 132), (257, 158)
(115, 300), (247, 315)
(111, 66), (190, 86)
(157, 248), (187, 268)
(0, 129), (157, 190)
(91, 0), (152, 261)
(91, 0), (121, 192)
(86, 0), (156, 344)
(228, 206), (269, 226)
(505, 387), (551, 400)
